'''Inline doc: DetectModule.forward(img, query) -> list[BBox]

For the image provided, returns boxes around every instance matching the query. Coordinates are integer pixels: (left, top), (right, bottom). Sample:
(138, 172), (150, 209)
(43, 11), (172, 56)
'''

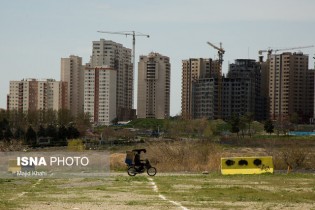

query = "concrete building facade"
(221, 78), (256, 120)
(84, 66), (117, 125)
(61, 55), (84, 117)
(222, 59), (265, 120)
(269, 52), (314, 122)
(192, 78), (217, 119)
(7, 79), (68, 112)
(181, 58), (267, 121)
(137, 52), (170, 119)
(89, 39), (134, 120)
(181, 58), (220, 119)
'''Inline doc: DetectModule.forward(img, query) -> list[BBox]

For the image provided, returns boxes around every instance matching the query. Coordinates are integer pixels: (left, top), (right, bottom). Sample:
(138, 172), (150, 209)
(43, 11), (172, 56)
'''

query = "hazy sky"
(1, 0), (315, 115)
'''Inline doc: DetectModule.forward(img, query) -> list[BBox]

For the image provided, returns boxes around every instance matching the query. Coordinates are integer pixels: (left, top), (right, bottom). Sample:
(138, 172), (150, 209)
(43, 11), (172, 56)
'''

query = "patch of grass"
(153, 173), (315, 209)
(95, 186), (107, 191)
(126, 200), (151, 206)
(1, 173), (315, 209)
(0, 199), (19, 209)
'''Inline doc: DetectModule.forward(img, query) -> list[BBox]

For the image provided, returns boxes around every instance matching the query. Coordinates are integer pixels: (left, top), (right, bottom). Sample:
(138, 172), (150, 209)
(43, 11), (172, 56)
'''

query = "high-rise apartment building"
(84, 66), (116, 125)
(269, 52), (314, 122)
(61, 55), (84, 117)
(89, 39), (135, 120)
(181, 58), (220, 119)
(7, 79), (68, 112)
(181, 58), (267, 121)
(137, 52), (170, 119)
(222, 59), (265, 120)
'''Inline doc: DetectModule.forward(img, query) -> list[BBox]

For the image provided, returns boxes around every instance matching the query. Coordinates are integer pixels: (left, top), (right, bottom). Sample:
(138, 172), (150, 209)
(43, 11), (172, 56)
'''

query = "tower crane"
(258, 45), (314, 61)
(97, 31), (150, 69)
(207, 41), (225, 119)
(97, 30), (150, 108)
(207, 42), (225, 65)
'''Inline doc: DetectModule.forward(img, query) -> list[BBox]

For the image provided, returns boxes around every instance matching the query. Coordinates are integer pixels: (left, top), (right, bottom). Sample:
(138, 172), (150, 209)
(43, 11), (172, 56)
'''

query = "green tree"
(289, 112), (300, 130)
(75, 112), (91, 136)
(251, 121), (264, 134)
(67, 125), (80, 139)
(26, 110), (39, 128)
(0, 118), (9, 130)
(57, 109), (73, 126)
(0, 129), (3, 140)
(274, 118), (292, 135)
(244, 112), (254, 137)
(43, 109), (58, 126)
(14, 127), (25, 140)
(102, 127), (115, 141)
(264, 119), (274, 135)
(195, 118), (209, 137)
(37, 125), (46, 137)
(281, 119), (292, 135)
(57, 125), (68, 146)
(46, 124), (57, 143)
(0, 119), (5, 140)
(0, 109), (7, 122)
(4, 127), (13, 141)
(9, 110), (27, 130)
(212, 119), (230, 136)
(239, 115), (247, 138)
(229, 114), (240, 135)
(26, 126), (37, 145)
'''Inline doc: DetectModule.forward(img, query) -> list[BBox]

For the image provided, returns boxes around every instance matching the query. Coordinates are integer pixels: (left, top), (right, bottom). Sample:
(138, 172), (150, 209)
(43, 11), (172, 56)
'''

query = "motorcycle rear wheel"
(127, 166), (137, 176)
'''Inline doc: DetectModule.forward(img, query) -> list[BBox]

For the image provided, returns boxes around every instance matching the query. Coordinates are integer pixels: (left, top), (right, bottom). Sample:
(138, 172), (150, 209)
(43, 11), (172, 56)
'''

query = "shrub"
(67, 139), (84, 151)
(145, 140), (222, 172)
(0, 140), (27, 152)
(110, 153), (126, 171)
(270, 145), (311, 171)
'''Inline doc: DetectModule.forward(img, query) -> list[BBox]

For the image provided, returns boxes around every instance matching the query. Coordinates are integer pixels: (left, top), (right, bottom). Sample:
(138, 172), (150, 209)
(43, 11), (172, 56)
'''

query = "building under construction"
(181, 58), (220, 119)
(181, 58), (268, 121)
(222, 59), (267, 121)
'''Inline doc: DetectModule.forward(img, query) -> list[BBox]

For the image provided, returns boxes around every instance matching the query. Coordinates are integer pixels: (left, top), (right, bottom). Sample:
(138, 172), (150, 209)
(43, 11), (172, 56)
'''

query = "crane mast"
(97, 31), (150, 109)
(207, 41), (225, 119)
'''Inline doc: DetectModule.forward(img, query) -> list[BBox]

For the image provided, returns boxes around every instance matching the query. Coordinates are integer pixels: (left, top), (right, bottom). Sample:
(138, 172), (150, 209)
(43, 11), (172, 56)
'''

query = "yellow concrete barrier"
(221, 156), (274, 175)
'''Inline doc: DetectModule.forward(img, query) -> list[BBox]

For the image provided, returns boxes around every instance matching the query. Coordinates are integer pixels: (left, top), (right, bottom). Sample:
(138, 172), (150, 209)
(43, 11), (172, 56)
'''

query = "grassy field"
(1, 172), (315, 210)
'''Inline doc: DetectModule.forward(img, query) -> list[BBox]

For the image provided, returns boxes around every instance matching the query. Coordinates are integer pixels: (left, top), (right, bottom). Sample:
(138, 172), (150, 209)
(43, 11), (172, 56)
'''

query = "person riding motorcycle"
(134, 152), (145, 171)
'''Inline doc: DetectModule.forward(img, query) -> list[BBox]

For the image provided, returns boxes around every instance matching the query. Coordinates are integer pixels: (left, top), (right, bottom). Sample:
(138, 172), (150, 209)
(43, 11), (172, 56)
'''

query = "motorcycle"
(125, 149), (157, 176)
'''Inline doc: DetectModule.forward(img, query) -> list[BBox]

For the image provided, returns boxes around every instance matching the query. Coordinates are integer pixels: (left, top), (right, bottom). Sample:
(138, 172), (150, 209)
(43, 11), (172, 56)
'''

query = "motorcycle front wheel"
(147, 167), (157, 176)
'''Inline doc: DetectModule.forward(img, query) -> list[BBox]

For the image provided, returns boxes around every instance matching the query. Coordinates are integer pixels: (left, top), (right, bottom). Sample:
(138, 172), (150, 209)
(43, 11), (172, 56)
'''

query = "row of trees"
(128, 115), (265, 139)
(0, 108), (302, 145)
(127, 113), (299, 139)
(102, 127), (136, 141)
(0, 109), (91, 145)
(0, 118), (81, 145)
(0, 109), (91, 134)
(24, 124), (80, 146)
